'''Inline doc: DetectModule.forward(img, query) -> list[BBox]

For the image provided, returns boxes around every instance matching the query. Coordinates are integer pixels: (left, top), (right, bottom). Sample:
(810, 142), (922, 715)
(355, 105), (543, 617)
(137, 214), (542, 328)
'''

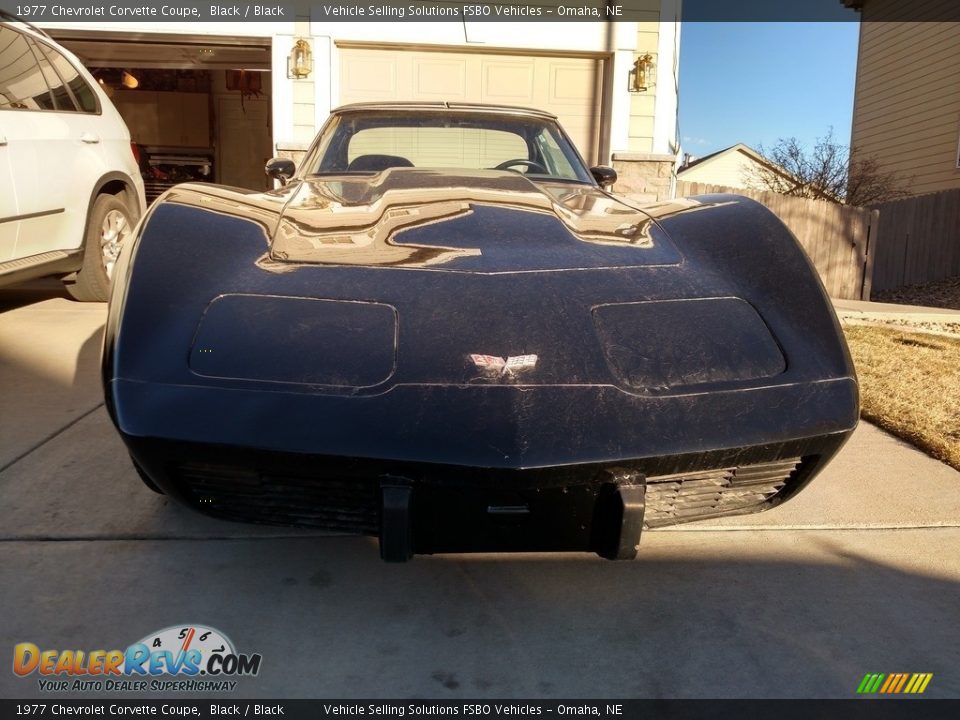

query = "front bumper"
(124, 428), (850, 561)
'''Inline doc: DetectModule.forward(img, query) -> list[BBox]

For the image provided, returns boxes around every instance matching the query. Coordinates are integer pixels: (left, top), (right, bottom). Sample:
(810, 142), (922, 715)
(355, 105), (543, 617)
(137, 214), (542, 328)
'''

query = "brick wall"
(275, 142), (309, 168)
(611, 152), (676, 202)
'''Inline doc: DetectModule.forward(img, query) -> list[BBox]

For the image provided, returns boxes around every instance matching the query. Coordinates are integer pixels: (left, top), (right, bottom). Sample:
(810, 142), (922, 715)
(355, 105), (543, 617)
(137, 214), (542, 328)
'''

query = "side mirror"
(590, 165), (618, 189)
(265, 157), (296, 185)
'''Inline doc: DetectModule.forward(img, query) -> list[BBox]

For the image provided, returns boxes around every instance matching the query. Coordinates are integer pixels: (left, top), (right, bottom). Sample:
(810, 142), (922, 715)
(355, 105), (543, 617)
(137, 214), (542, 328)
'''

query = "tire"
(65, 193), (136, 302)
(131, 456), (165, 495)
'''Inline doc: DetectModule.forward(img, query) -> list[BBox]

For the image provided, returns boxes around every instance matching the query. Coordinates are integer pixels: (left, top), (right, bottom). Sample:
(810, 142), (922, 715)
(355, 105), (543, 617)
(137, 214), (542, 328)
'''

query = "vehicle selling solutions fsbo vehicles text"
(317, 4), (544, 18)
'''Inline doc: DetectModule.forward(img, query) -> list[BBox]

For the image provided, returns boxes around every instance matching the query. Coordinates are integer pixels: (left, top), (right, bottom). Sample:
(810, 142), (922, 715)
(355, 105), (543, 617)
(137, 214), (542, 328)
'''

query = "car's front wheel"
(65, 193), (135, 302)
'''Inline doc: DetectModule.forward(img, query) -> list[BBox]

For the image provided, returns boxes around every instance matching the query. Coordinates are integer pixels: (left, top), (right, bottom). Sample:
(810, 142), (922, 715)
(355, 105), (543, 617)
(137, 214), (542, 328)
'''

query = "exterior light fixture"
(288, 39), (313, 79)
(629, 54), (655, 93)
(121, 70), (139, 89)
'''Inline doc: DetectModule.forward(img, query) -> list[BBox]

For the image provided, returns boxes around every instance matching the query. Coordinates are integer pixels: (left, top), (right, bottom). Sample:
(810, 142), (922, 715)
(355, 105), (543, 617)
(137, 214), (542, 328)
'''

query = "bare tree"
(744, 128), (909, 206)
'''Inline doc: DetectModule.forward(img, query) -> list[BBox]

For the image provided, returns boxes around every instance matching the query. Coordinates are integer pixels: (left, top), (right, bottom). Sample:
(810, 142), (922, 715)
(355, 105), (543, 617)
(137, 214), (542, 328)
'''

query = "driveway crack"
(0, 402), (104, 475)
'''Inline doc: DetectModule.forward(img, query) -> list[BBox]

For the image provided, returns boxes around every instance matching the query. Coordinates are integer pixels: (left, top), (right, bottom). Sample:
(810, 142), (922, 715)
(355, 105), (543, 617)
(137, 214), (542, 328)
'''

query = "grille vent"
(176, 464), (380, 533)
(644, 458), (801, 528)
(172, 456), (802, 534)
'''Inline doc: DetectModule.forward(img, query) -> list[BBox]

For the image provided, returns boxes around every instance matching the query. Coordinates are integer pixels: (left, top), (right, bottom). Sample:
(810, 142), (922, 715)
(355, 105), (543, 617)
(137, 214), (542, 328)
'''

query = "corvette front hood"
(268, 168), (685, 271)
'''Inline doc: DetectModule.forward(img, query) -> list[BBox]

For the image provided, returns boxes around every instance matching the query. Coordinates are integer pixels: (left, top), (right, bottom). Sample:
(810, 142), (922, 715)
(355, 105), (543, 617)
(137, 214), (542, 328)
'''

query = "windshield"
(303, 110), (593, 183)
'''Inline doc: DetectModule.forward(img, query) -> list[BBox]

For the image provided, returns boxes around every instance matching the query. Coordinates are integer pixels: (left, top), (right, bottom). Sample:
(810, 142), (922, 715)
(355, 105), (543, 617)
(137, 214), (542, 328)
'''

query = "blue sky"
(677, 22), (861, 159)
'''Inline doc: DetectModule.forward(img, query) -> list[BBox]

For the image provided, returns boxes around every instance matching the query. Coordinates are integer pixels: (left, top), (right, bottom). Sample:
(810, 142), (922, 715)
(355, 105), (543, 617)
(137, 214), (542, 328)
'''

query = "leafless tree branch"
(743, 128), (911, 206)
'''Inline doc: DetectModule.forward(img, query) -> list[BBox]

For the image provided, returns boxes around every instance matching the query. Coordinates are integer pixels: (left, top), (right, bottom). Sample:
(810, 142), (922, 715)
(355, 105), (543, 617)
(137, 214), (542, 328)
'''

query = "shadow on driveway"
(0, 279), (72, 312)
(2, 531), (958, 699)
(0, 313), (105, 472)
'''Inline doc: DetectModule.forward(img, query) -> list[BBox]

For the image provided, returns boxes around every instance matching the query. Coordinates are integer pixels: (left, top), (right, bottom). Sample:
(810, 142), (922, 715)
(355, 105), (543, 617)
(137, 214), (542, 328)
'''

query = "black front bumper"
(126, 431), (849, 561)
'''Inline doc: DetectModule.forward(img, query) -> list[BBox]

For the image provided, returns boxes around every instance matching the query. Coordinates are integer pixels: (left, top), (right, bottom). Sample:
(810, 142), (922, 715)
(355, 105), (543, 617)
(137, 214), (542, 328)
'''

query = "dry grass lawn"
(844, 324), (960, 471)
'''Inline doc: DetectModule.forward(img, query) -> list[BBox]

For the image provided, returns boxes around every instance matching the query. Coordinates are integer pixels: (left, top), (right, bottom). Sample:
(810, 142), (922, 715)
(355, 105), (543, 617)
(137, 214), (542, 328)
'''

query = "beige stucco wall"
(850, 1), (960, 195)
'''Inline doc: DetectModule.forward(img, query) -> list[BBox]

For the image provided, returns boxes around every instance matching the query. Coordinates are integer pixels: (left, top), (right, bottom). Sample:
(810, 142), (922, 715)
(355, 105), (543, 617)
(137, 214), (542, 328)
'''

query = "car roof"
(333, 102), (559, 120)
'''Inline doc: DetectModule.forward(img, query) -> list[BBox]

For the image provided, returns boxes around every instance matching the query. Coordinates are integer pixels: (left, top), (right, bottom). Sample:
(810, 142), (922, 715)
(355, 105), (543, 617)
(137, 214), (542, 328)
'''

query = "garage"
(337, 46), (605, 164)
(47, 32), (273, 202)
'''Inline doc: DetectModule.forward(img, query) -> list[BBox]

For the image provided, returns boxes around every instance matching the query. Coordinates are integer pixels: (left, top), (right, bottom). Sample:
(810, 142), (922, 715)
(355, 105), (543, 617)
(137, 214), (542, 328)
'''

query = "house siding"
(850, 0), (960, 195)
(677, 149), (769, 189)
(628, 19), (662, 153)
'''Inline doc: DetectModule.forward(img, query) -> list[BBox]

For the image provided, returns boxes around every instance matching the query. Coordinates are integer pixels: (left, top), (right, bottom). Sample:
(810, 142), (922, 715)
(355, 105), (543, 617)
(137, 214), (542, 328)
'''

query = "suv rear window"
(0, 26), (98, 113)
(36, 40), (98, 113)
(0, 26), (54, 111)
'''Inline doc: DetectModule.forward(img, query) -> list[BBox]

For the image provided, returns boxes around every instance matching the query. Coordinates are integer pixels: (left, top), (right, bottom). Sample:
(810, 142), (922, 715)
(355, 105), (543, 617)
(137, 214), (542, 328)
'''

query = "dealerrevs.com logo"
(13, 625), (262, 692)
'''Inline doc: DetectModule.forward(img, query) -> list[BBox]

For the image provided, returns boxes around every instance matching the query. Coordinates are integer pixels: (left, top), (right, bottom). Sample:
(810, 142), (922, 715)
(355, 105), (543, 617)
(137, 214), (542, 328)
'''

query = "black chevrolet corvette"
(103, 103), (858, 561)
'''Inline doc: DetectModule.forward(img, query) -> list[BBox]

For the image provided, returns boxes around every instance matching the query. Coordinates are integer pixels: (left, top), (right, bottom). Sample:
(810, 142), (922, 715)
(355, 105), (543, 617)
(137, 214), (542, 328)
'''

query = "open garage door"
(49, 32), (273, 200)
(338, 46), (604, 164)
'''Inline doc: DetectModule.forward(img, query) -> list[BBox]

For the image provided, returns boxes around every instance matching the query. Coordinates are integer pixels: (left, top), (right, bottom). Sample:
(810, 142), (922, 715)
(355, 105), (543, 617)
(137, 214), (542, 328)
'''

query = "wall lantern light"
(629, 54), (656, 93)
(288, 39), (313, 79)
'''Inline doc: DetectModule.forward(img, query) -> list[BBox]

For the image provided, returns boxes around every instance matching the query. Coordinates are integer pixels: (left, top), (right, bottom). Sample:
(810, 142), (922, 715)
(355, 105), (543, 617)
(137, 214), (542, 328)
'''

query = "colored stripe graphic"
(857, 674), (884, 694)
(857, 673), (932, 694)
(893, 674), (909, 693)
(879, 674), (896, 693)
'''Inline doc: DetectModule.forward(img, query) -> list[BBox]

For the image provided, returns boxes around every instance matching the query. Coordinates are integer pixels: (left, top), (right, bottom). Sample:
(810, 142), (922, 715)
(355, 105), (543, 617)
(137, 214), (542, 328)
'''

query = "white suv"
(0, 19), (146, 301)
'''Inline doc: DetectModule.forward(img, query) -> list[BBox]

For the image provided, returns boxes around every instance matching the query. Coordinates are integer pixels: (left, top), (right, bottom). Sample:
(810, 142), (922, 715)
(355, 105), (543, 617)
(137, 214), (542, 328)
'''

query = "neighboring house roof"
(677, 143), (792, 189)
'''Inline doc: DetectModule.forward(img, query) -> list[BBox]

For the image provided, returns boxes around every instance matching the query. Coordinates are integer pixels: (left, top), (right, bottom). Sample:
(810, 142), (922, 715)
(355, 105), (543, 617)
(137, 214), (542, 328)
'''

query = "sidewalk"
(832, 298), (960, 338)
(833, 297), (960, 321)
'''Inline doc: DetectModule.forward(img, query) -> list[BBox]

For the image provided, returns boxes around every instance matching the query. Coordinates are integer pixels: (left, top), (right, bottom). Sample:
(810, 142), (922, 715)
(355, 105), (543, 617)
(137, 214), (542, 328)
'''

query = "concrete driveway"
(2, 283), (959, 699)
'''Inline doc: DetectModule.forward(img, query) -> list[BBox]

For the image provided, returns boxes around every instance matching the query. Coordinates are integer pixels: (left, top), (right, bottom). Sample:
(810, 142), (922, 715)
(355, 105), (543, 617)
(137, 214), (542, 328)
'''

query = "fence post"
(860, 209), (879, 300)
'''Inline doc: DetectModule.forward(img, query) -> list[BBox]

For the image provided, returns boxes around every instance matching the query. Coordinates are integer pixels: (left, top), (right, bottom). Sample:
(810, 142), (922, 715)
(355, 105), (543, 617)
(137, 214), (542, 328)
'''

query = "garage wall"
(211, 71), (273, 189)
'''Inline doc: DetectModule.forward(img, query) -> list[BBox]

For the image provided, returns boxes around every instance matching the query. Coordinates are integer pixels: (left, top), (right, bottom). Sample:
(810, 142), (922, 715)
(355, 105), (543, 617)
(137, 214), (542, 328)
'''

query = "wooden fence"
(869, 189), (960, 292)
(676, 181), (880, 300)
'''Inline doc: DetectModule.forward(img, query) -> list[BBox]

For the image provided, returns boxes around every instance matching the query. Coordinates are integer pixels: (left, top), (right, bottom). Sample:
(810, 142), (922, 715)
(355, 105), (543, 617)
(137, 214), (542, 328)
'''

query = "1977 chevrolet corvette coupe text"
(103, 103), (858, 561)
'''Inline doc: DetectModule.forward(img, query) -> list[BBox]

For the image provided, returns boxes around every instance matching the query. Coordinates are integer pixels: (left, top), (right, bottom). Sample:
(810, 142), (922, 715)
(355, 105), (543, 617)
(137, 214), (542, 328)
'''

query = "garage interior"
(49, 32), (273, 202)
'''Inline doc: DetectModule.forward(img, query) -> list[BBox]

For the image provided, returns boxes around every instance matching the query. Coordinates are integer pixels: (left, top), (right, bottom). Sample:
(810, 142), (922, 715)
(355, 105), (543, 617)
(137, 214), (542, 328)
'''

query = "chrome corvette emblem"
(470, 354), (538, 375)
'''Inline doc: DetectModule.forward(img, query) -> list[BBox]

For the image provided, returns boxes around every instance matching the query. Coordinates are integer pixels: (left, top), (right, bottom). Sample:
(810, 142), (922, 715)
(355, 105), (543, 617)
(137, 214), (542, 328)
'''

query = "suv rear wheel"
(65, 193), (136, 302)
